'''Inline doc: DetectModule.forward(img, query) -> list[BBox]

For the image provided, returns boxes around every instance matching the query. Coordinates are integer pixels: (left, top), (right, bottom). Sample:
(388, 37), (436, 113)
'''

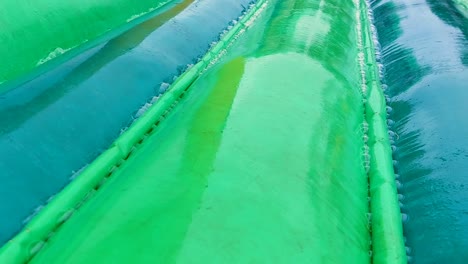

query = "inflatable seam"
(356, 0), (407, 263)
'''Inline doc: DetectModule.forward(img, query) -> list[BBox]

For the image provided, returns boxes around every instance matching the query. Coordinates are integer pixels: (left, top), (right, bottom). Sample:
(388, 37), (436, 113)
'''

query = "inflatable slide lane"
(0, 0), (467, 263)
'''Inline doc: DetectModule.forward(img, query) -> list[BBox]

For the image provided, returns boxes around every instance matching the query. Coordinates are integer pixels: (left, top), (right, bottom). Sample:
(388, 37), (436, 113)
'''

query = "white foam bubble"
(37, 47), (73, 65)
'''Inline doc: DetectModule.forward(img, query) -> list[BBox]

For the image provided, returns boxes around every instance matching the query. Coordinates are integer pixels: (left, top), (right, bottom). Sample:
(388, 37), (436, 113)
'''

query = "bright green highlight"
(358, 0), (407, 262)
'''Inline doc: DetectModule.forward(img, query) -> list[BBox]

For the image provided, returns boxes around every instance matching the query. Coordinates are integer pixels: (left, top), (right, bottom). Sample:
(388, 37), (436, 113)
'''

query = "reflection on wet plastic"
(370, 0), (468, 262)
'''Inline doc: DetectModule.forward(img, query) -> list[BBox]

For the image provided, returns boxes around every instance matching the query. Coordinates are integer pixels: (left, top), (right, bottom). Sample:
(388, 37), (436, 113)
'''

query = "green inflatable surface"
(0, 0), (407, 263)
(7, 0), (467, 262)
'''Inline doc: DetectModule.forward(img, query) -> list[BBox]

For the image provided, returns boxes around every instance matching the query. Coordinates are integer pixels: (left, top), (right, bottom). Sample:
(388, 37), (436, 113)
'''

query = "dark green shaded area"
(427, 0), (468, 66)
(371, 0), (431, 93)
(370, 0), (468, 262)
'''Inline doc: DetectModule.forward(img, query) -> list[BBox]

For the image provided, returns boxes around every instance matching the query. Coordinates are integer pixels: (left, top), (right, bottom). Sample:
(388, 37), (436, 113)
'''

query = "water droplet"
(406, 246), (412, 254)
(385, 94), (391, 103)
(396, 180), (402, 189)
(386, 106), (393, 113)
(402, 213), (409, 222)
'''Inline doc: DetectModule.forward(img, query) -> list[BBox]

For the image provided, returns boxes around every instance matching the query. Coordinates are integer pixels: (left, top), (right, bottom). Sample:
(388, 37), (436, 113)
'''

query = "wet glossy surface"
(31, 0), (372, 262)
(0, 0), (253, 245)
(370, 0), (468, 262)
